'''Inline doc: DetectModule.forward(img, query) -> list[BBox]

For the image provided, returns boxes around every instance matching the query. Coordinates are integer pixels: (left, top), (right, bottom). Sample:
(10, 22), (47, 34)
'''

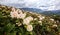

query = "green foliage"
(4, 23), (15, 32)
(0, 5), (60, 35)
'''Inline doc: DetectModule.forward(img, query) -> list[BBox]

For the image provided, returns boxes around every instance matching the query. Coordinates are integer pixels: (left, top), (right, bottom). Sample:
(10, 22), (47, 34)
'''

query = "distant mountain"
(20, 8), (60, 16)
(42, 10), (60, 16)
(20, 8), (44, 13)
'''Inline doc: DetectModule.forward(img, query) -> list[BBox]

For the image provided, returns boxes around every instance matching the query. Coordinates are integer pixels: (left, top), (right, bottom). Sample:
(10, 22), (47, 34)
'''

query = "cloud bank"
(0, 0), (60, 10)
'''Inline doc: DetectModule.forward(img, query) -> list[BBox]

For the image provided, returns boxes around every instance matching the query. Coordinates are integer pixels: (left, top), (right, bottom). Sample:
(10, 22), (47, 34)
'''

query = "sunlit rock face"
(0, 0), (60, 11)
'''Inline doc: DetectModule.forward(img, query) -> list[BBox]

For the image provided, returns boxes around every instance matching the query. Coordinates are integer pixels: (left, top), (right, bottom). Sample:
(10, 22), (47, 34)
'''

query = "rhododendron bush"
(0, 5), (60, 35)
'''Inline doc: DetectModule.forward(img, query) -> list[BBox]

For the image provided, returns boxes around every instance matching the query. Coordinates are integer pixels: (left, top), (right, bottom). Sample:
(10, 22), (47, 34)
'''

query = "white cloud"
(0, 0), (18, 3)
(0, 0), (60, 10)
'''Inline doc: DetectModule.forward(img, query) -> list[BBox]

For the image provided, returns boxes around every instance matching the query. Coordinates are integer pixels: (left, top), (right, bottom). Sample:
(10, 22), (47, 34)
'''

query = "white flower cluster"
(10, 7), (56, 32)
(10, 8), (26, 19)
(23, 16), (33, 25)
(10, 8), (33, 32)
(23, 16), (33, 31)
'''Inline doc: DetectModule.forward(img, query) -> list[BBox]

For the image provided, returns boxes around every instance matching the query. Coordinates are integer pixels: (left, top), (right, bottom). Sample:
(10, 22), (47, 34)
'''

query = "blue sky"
(0, 0), (60, 10)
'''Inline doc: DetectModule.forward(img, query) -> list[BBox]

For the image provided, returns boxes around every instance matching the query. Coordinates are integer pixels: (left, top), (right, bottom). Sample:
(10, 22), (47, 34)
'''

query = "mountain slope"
(20, 8), (44, 13)
(42, 10), (60, 16)
(0, 5), (60, 35)
(20, 8), (60, 16)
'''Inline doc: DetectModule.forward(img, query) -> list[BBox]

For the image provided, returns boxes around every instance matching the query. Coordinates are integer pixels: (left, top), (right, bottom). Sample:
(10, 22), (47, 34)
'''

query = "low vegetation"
(0, 5), (60, 35)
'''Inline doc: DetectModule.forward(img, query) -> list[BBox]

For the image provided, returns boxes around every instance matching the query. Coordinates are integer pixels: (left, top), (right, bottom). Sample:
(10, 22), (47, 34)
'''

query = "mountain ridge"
(20, 8), (60, 16)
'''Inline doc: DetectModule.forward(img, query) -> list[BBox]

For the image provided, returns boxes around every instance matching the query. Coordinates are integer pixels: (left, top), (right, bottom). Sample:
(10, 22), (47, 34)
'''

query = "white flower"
(29, 12), (33, 13)
(23, 19), (30, 25)
(38, 21), (42, 25)
(16, 9), (22, 14)
(42, 16), (45, 19)
(23, 16), (33, 25)
(38, 15), (41, 17)
(10, 11), (19, 18)
(52, 24), (57, 27)
(18, 24), (22, 26)
(26, 25), (33, 31)
(34, 18), (37, 20)
(26, 16), (33, 21)
(16, 9), (26, 19)
(50, 18), (54, 21)
(56, 20), (59, 23)
(12, 7), (16, 12)
(18, 13), (26, 19)
(38, 16), (45, 20)
(38, 21), (42, 23)
(16, 23), (22, 26)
